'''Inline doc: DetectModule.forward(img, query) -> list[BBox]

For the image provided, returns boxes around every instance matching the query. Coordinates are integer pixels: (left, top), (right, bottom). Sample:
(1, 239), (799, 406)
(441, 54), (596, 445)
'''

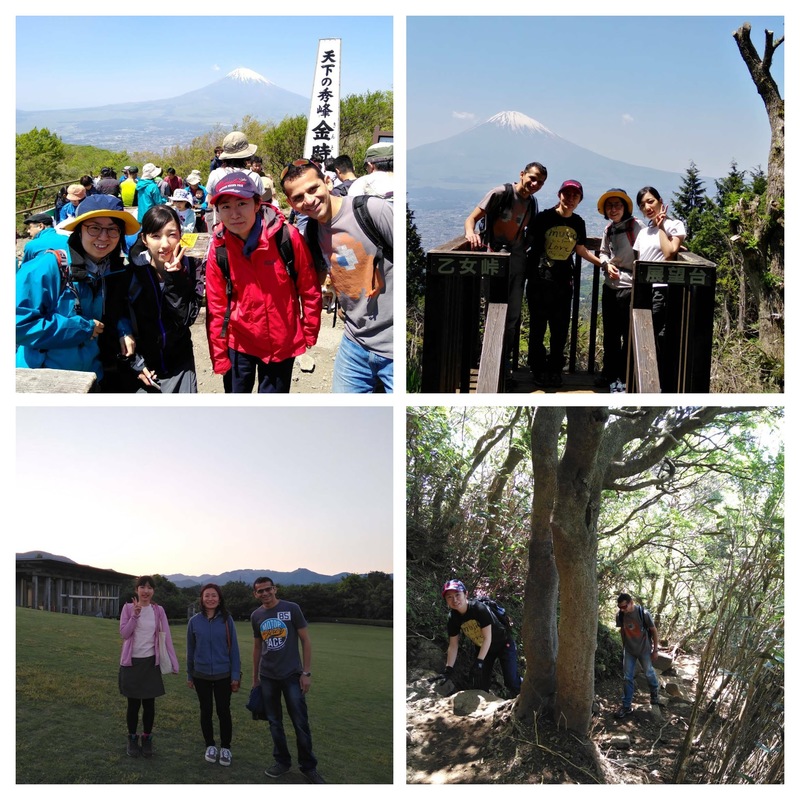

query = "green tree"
(16, 128), (66, 191)
(672, 160), (706, 239)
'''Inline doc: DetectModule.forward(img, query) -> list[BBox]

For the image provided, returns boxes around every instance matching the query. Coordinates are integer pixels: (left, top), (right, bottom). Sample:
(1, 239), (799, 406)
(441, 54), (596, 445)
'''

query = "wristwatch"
(302, 671), (312, 677)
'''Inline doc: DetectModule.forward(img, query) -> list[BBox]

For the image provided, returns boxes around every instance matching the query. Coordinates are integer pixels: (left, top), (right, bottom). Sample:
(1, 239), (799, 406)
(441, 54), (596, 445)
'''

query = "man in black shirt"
(440, 579), (521, 696)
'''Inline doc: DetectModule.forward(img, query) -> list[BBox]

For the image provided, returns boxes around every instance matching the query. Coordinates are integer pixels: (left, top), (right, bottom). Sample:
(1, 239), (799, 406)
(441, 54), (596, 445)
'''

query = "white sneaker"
(205, 745), (218, 763)
(219, 748), (232, 767)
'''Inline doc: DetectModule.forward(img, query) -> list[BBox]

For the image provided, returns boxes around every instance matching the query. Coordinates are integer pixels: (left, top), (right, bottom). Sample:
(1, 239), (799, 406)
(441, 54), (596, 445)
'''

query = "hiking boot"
(140, 734), (153, 758)
(265, 762), (292, 778)
(219, 748), (232, 767)
(126, 734), (140, 757)
(651, 692), (660, 706)
(614, 705), (633, 719)
(532, 371), (548, 388)
(549, 372), (563, 388)
(205, 745), (218, 763)
(302, 768), (327, 784)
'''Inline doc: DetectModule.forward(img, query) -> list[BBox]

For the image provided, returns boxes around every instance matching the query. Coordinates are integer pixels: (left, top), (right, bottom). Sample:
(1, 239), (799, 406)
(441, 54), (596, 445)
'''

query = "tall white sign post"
(303, 38), (342, 164)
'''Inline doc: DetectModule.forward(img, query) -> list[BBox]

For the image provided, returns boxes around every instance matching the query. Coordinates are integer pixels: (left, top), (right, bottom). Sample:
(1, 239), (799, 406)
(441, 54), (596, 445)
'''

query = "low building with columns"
(16, 551), (136, 618)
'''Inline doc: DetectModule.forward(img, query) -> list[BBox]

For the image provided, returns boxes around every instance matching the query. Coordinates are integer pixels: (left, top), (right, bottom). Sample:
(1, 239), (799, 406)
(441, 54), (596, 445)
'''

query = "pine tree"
(672, 161), (707, 240)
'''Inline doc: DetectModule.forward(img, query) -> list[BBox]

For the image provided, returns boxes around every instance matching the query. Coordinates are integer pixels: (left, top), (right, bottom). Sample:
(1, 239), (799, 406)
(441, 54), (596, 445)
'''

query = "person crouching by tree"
(439, 580), (521, 697)
(204, 172), (321, 393)
(614, 593), (660, 718)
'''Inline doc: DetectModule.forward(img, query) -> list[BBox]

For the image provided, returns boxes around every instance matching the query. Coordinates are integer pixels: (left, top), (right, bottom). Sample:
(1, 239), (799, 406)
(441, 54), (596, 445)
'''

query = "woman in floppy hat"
(205, 131), (264, 227)
(595, 188), (644, 393)
(135, 163), (167, 223)
(16, 194), (140, 390)
(56, 184), (87, 225)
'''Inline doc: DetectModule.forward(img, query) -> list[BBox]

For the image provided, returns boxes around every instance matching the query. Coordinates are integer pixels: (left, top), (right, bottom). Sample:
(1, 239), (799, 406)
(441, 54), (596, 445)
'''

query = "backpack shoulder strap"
(352, 194), (393, 263)
(45, 248), (81, 315)
(276, 219), (297, 285)
(212, 225), (233, 339)
(303, 216), (328, 283)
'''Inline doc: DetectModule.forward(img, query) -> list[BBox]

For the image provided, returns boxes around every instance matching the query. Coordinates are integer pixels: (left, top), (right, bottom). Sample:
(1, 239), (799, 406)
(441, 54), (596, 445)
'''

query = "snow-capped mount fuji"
(226, 67), (277, 87)
(481, 110), (557, 138)
(408, 109), (684, 248)
(16, 67), (309, 151)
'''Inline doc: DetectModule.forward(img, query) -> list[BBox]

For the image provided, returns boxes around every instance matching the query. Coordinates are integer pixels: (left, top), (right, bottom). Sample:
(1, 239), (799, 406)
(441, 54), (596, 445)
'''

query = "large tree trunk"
(551, 408), (608, 735)
(733, 23), (784, 363)
(517, 407), (563, 719)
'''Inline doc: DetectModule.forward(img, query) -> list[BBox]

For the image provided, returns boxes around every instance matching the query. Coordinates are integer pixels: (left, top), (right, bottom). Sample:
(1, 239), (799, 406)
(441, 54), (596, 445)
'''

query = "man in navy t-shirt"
(251, 577), (325, 783)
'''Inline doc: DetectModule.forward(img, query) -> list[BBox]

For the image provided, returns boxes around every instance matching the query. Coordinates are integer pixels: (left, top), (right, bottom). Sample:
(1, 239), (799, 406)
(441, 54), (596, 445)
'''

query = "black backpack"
(474, 594), (513, 633)
(212, 211), (297, 339)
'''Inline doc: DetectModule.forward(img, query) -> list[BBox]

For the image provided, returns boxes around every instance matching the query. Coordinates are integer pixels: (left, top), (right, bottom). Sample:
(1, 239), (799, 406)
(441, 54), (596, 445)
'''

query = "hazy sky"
(408, 15), (785, 177)
(15, 15), (392, 111)
(15, 407), (393, 577)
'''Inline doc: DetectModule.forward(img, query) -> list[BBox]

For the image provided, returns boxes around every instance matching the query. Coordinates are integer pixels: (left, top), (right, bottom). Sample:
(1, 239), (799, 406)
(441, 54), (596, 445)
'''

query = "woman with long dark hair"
(633, 187), (687, 391)
(16, 194), (139, 391)
(125, 204), (203, 392)
(119, 576), (179, 758)
(186, 583), (241, 767)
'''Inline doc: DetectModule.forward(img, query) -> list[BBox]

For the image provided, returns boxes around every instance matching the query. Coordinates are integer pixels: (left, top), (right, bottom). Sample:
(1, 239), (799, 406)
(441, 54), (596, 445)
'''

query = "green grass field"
(16, 608), (392, 784)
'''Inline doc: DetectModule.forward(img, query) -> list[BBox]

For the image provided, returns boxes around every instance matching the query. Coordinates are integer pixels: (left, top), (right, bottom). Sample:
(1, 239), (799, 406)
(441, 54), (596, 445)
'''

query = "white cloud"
(622, 113), (634, 125)
(212, 64), (221, 72)
(452, 111), (476, 122)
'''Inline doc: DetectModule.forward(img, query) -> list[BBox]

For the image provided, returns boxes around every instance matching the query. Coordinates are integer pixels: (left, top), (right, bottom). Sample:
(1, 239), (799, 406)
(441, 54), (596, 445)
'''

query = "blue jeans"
(260, 675), (317, 771)
(332, 335), (393, 393)
(622, 648), (659, 707)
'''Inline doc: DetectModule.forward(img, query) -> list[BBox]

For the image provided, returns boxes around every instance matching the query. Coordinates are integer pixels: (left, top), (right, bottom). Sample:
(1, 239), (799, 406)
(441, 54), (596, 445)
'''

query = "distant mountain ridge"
(16, 67), (309, 152)
(408, 110), (698, 249)
(165, 568), (353, 589)
(16, 552), (373, 588)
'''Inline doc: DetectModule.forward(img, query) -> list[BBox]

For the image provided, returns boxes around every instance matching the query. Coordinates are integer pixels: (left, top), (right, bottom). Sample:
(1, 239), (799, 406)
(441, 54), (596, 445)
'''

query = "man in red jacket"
(205, 172), (321, 393)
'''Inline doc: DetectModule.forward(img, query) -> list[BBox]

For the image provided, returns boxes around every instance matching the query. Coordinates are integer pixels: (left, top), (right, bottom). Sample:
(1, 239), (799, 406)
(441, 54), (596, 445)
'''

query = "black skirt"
(119, 656), (166, 699)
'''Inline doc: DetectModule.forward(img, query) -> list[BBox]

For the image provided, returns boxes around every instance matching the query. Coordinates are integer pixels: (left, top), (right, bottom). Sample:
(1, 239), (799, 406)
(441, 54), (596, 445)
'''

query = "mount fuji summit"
(16, 68), (310, 151)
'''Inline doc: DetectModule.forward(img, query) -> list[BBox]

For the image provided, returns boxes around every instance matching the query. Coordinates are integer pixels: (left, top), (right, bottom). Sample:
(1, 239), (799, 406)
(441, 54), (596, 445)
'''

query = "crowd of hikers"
(16, 133), (394, 394)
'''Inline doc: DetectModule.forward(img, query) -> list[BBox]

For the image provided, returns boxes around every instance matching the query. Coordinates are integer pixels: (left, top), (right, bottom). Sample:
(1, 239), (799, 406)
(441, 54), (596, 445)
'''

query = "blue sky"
(16, 15), (393, 111)
(15, 407), (393, 577)
(407, 15), (785, 177)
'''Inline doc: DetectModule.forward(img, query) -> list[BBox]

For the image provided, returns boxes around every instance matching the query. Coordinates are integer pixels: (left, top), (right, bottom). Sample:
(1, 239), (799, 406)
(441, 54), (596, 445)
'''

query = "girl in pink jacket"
(119, 575), (179, 758)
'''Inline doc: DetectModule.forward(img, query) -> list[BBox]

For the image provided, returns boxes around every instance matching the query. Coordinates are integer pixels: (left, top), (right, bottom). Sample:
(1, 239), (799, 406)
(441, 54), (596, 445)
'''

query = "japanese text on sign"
(304, 39), (341, 162)
(429, 254), (508, 278)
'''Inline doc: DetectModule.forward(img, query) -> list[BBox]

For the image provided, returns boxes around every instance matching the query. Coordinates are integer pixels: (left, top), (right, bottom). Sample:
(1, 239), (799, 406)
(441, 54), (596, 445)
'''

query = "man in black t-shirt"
(526, 179), (603, 388)
(439, 579), (521, 696)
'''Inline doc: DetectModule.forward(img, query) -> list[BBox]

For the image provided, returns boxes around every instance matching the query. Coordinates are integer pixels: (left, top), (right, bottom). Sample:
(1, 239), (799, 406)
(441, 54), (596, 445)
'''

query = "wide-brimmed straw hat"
(597, 188), (634, 218)
(60, 194), (140, 235)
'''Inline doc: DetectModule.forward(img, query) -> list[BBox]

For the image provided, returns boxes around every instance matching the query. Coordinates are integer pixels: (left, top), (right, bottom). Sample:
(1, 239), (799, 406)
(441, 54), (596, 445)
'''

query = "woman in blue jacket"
(16, 194), (140, 390)
(135, 163), (167, 223)
(187, 584), (241, 767)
